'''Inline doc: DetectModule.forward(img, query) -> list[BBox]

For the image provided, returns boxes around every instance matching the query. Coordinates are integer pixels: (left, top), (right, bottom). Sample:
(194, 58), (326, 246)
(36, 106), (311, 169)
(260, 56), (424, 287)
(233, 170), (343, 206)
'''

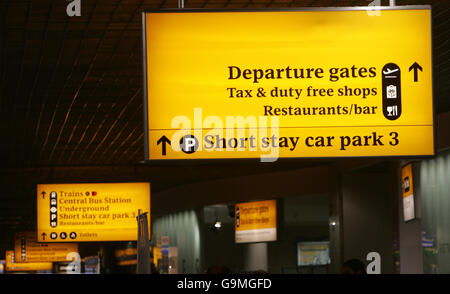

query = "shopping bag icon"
(387, 85), (397, 99)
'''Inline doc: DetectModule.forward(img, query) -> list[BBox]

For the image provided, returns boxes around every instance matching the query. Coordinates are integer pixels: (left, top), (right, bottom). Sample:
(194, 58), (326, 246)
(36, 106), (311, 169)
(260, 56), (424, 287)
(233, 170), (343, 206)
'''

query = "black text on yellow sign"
(143, 7), (434, 160)
(37, 183), (150, 242)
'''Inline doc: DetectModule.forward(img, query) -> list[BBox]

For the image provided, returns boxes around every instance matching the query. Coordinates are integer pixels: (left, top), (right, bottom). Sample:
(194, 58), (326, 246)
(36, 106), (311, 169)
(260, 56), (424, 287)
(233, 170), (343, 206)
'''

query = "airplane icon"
(383, 68), (399, 75)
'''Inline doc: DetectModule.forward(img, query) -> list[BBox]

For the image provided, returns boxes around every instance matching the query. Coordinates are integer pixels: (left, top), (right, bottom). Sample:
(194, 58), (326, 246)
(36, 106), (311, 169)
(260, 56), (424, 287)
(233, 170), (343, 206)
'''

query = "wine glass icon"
(387, 106), (393, 116)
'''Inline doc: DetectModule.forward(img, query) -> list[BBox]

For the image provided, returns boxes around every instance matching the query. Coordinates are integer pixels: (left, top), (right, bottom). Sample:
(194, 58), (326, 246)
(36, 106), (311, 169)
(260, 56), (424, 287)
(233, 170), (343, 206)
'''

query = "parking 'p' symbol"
(180, 135), (199, 154)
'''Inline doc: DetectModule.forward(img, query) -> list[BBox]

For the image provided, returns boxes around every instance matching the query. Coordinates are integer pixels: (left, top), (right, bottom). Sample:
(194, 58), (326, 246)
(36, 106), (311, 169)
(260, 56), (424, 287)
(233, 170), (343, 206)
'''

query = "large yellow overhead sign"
(37, 183), (150, 242)
(143, 7), (434, 161)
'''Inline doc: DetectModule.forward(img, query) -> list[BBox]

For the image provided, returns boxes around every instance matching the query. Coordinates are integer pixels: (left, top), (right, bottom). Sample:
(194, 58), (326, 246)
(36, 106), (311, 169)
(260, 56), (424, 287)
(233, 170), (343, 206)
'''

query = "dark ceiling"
(0, 0), (448, 252)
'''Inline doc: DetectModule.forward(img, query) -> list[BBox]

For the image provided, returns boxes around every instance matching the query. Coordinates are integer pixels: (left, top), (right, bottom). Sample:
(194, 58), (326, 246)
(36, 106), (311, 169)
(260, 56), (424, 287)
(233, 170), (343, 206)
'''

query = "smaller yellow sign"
(5, 250), (53, 272)
(235, 200), (277, 243)
(154, 242), (162, 269)
(115, 247), (137, 266)
(14, 231), (78, 262)
(402, 163), (415, 221)
(37, 182), (150, 242)
(402, 163), (414, 198)
(297, 242), (330, 266)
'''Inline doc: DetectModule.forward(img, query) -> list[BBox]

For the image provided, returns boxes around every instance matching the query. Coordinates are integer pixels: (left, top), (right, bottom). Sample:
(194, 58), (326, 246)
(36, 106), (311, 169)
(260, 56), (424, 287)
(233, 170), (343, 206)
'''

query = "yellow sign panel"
(235, 200), (277, 243)
(297, 242), (330, 266)
(115, 248), (137, 266)
(5, 250), (53, 272)
(402, 163), (415, 221)
(143, 7), (434, 160)
(37, 182), (151, 242)
(14, 232), (78, 262)
(402, 163), (414, 198)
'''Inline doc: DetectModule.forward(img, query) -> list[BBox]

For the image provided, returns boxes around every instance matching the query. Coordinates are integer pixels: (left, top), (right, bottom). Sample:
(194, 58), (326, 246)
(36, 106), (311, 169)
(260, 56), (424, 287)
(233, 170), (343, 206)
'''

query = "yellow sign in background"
(37, 182), (150, 242)
(144, 7), (433, 160)
(14, 231), (78, 262)
(402, 163), (414, 199)
(5, 250), (53, 272)
(297, 242), (330, 266)
(235, 200), (277, 243)
(115, 247), (138, 266)
(402, 163), (415, 221)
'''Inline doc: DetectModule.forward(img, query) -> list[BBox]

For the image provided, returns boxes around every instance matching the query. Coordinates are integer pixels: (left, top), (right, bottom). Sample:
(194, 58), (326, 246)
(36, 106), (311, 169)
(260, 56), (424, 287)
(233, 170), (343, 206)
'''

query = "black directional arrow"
(41, 233), (46, 241)
(41, 191), (46, 199)
(409, 62), (423, 82)
(157, 135), (171, 156)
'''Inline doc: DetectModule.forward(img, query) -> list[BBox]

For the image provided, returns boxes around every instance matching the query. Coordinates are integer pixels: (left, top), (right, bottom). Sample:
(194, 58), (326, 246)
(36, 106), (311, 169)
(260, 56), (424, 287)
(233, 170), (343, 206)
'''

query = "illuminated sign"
(297, 242), (331, 266)
(5, 250), (52, 272)
(402, 163), (415, 221)
(115, 248), (137, 266)
(37, 182), (151, 242)
(235, 200), (277, 243)
(143, 7), (433, 161)
(14, 231), (78, 262)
